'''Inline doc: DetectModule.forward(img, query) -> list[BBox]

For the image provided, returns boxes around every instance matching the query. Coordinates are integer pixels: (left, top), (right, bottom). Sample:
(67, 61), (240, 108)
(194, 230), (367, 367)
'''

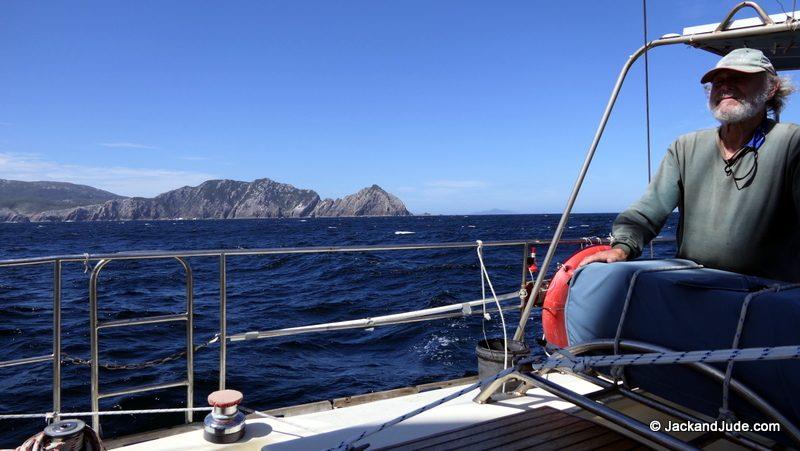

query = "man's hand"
(578, 247), (629, 268)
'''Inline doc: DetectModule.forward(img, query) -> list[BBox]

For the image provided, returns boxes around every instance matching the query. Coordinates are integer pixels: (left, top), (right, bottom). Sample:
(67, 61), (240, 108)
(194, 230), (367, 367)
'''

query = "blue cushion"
(565, 261), (800, 445)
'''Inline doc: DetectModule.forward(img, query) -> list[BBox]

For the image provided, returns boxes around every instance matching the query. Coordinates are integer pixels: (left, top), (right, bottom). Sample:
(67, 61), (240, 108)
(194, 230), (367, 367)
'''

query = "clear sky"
(1, 1), (798, 214)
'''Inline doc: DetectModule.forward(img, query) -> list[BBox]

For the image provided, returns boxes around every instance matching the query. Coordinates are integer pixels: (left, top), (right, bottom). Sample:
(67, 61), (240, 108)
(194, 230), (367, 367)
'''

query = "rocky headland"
(0, 178), (411, 222)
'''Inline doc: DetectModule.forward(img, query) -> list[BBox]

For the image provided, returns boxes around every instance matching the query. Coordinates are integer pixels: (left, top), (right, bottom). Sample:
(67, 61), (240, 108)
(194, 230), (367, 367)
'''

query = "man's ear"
(769, 77), (781, 98)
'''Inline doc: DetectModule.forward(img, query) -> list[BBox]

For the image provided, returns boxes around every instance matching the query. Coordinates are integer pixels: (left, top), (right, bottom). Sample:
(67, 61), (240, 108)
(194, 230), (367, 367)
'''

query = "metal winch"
(44, 419), (86, 450)
(204, 389), (246, 443)
(16, 418), (106, 451)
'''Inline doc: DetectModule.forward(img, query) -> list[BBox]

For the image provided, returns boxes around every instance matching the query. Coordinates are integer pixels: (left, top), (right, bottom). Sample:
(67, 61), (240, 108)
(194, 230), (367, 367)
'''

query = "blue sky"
(1, 1), (798, 214)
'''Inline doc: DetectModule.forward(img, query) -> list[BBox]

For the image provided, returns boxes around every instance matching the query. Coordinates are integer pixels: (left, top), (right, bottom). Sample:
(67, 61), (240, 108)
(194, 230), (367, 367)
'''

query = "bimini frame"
(515, 1), (800, 340)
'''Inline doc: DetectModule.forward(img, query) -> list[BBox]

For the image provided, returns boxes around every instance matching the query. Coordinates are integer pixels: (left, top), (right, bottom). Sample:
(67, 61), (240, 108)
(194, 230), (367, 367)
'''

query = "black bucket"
(476, 338), (531, 393)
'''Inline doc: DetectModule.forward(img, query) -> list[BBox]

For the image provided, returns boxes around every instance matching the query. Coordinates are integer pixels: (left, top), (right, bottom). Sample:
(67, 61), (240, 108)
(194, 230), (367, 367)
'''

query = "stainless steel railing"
(89, 257), (195, 432)
(0, 236), (675, 435)
(0, 259), (62, 421)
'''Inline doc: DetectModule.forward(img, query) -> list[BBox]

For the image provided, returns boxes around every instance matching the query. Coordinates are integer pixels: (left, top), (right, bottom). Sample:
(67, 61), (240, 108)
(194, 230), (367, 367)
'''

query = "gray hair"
(767, 74), (796, 117)
(703, 73), (796, 119)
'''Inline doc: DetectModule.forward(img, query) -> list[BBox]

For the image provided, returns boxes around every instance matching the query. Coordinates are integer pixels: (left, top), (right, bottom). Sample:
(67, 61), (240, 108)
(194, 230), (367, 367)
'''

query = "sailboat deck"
(113, 373), (662, 450)
(379, 405), (647, 451)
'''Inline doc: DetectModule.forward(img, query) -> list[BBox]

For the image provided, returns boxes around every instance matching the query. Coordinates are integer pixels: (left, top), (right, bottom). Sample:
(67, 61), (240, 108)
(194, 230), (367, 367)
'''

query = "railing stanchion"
(176, 257), (195, 423)
(53, 259), (62, 421)
(89, 259), (111, 433)
(219, 253), (227, 390)
(519, 242), (529, 305)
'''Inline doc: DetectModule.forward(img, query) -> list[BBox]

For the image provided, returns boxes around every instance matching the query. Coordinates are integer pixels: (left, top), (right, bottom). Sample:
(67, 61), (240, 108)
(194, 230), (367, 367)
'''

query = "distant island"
(469, 208), (520, 215)
(0, 178), (411, 222)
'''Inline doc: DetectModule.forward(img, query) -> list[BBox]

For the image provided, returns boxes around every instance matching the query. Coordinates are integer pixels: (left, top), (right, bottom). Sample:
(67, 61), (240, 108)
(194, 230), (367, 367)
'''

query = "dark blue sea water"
(0, 214), (678, 446)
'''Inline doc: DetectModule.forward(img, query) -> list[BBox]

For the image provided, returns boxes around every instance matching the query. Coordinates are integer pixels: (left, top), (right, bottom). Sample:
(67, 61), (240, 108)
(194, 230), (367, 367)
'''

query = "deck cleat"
(203, 389), (246, 444)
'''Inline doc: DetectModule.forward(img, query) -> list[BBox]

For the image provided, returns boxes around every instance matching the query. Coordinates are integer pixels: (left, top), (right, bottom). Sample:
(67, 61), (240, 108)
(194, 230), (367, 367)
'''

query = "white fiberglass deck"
(115, 373), (612, 450)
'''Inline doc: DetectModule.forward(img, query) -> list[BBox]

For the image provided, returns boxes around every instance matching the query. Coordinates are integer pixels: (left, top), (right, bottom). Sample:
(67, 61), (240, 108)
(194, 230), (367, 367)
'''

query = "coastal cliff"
(311, 185), (408, 217)
(0, 180), (123, 215)
(3, 178), (411, 222)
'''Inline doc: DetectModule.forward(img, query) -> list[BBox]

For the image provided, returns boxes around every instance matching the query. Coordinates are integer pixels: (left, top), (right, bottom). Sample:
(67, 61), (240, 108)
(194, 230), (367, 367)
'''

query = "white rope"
(82, 252), (91, 273)
(476, 240), (508, 372)
(478, 247), (490, 349)
(239, 406), (324, 434)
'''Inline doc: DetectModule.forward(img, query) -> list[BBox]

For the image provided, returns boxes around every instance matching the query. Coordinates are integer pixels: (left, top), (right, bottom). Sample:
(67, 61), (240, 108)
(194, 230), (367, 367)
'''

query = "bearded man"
(580, 48), (800, 282)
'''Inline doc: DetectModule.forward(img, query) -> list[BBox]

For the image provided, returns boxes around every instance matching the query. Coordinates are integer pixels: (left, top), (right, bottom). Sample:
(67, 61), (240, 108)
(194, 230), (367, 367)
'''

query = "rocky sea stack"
(1, 178), (412, 222)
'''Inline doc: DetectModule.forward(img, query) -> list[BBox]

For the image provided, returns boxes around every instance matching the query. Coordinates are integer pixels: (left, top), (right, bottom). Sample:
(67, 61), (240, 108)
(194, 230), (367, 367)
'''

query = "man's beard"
(709, 83), (770, 124)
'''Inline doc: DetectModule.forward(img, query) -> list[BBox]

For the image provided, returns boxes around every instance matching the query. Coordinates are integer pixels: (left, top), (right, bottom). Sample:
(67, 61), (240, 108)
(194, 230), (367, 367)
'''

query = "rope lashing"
(613, 264), (703, 355)
(612, 264), (703, 387)
(720, 283), (800, 420)
(82, 252), (91, 273)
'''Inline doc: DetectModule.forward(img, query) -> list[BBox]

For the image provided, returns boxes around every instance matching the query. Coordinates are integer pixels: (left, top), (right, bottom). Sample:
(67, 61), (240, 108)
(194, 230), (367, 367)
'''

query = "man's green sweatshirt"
(612, 120), (800, 282)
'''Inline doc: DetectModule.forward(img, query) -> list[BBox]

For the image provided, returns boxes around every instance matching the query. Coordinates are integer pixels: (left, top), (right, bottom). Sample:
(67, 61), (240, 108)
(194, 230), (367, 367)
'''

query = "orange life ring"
(542, 244), (611, 348)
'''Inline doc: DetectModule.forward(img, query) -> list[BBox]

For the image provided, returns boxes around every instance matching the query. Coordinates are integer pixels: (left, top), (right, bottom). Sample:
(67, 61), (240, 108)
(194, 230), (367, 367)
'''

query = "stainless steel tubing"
(97, 313), (188, 329)
(653, 15), (799, 47)
(98, 380), (189, 400)
(88, 256), (197, 429)
(176, 256), (194, 424)
(715, 2), (774, 32)
(0, 259), (62, 419)
(53, 259), (62, 421)
(514, 42), (652, 342)
(567, 339), (800, 447)
(219, 253), (227, 391)
(0, 258), (56, 268)
(522, 372), (698, 450)
(228, 309), (516, 341)
(571, 371), (706, 425)
(0, 240), (534, 266)
(0, 238), (676, 268)
(227, 293), (520, 341)
(89, 258), (111, 432)
(0, 355), (53, 368)
(519, 242), (528, 297)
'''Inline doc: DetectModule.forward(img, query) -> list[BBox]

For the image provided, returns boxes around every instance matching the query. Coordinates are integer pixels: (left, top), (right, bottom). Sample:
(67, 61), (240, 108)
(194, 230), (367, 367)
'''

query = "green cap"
(700, 48), (776, 84)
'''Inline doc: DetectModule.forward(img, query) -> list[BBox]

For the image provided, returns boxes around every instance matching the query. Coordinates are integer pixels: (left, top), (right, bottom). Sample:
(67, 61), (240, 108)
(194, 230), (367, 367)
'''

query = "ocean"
(0, 214), (678, 446)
